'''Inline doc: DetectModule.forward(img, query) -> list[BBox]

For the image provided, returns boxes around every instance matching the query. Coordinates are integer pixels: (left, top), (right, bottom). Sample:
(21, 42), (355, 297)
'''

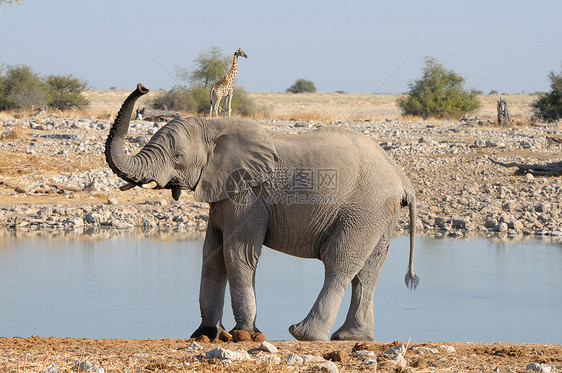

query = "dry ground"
(1, 337), (560, 372)
(82, 90), (537, 122)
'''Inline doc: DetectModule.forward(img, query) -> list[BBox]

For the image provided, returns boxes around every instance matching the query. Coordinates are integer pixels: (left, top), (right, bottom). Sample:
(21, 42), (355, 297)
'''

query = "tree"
(397, 57), (480, 119)
(286, 79), (316, 93)
(176, 46), (230, 87)
(0, 0), (23, 11)
(46, 74), (90, 110)
(531, 67), (562, 122)
(0, 64), (48, 110)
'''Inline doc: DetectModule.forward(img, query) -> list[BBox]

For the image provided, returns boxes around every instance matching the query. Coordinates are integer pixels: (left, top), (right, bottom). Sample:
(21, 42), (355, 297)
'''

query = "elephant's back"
(269, 127), (398, 177)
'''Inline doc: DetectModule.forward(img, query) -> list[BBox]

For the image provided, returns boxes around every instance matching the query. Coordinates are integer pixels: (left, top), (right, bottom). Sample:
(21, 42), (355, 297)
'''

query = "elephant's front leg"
(223, 239), (263, 334)
(191, 226), (227, 340)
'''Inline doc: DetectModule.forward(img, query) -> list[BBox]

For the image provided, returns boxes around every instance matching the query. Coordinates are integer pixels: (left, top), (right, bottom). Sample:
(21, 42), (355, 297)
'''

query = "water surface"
(0, 234), (560, 343)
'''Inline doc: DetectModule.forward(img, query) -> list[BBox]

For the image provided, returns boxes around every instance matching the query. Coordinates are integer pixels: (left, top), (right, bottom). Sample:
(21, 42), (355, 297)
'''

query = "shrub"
(0, 64), (48, 110)
(532, 68), (562, 122)
(286, 79), (316, 93)
(46, 74), (90, 110)
(152, 84), (255, 116)
(397, 57), (480, 119)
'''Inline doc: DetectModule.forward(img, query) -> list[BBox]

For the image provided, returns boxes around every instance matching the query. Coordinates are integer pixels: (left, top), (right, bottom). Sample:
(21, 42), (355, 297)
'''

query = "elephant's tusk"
(119, 182), (136, 191)
(141, 181), (158, 189)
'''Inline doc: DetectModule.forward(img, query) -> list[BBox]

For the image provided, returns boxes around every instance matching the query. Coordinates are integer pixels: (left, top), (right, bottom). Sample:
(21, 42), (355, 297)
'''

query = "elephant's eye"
(174, 152), (188, 170)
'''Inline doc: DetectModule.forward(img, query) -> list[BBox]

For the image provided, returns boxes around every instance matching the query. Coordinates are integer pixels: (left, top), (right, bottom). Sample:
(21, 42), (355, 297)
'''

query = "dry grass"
(83, 89), (165, 119)
(0, 150), (104, 178)
(2, 90), (537, 124)
(0, 124), (28, 140)
(55, 90), (537, 123)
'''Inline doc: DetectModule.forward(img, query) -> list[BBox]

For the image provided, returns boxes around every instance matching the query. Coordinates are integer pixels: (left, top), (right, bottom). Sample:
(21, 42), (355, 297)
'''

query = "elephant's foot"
(191, 323), (225, 340)
(229, 324), (261, 336)
(331, 325), (374, 341)
(289, 321), (330, 341)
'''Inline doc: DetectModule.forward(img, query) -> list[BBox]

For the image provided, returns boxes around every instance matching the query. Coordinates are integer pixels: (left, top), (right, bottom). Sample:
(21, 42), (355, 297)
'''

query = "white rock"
(107, 198), (119, 205)
(312, 360), (338, 373)
(384, 344), (406, 356)
(257, 355), (281, 364)
(75, 361), (104, 372)
(185, 341), (203, 351)
(353, 350), (375, 358)
(526, 363), (556, 372)
(259, 341), (278, 353)
(205, 347), (251, 361)
(302, 354), (326, 363)
(391, 354), (407, 369)
(286, 353), (304, 365)
(362, 359), (377, 366)
(42, 367), (61, 373)
(440, 345), (456, 353)
(551, 229), (562, 236)
(412, 346), (439, 354)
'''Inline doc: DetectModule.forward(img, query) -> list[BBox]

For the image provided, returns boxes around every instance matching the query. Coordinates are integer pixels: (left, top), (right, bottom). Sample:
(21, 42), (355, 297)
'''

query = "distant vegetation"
(46, 74), (89, 110)
(286, 79), (316, 93)
(0, 64), (89, 111)
(0, 0), (23, 11)
(397, 57), (480, 119)
(151, 46), (255, 116)
(532, 67), (562, 122)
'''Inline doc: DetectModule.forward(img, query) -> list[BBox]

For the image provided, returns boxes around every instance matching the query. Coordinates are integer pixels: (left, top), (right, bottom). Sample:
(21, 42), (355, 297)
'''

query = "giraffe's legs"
(226, 93), (233, 118)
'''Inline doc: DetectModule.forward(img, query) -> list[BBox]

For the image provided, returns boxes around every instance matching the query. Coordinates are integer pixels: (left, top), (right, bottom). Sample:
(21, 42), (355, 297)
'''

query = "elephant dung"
(218, 330), (232, 342)
(251, 332), (266, 342)
(231, 330), (252, 342)
(323, 350), (349, 362)
(195, 335), (210, 343)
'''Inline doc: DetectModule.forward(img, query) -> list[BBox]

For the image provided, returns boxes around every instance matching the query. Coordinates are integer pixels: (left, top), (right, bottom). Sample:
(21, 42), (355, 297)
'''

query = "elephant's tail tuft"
(405, 271), (419, 290)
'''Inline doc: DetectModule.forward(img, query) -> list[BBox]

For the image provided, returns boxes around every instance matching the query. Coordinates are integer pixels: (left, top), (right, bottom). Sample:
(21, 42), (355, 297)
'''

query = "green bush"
(397, 57), (480, 119)
(152, 84), (255, 116)
(532, 68), (562, 122)
(286, 79), (316, 93)
(46, 74), (89, 110)
(0, 64), (48, 110)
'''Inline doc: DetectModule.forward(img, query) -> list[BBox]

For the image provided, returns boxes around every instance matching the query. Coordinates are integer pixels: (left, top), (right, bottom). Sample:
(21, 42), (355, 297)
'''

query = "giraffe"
(209, 48), (248, 118)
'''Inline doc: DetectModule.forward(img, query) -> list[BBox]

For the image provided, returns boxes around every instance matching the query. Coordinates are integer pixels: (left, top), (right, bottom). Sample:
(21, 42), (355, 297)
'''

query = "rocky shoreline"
(1, 113), (561, 239)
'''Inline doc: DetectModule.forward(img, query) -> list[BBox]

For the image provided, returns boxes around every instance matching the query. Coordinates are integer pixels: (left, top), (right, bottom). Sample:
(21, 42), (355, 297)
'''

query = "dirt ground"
(1, 336), (560, 372)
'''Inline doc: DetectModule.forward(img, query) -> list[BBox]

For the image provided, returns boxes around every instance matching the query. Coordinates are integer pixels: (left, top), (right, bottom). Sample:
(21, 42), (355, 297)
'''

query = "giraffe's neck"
(224, 55), (238, 82)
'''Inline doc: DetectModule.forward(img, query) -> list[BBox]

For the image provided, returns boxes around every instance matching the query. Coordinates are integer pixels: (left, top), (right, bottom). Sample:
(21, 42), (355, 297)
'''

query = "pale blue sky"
(1, 0), (560, 93)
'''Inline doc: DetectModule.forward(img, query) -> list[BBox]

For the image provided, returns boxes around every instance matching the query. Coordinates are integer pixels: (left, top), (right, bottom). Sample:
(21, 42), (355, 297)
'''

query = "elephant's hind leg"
(288, 231), (382, 341)
(330, 236), (391, 341)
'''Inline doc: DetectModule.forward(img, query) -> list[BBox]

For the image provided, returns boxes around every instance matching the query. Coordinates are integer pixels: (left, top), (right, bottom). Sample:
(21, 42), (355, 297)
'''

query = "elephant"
(105, 84), (419, 341)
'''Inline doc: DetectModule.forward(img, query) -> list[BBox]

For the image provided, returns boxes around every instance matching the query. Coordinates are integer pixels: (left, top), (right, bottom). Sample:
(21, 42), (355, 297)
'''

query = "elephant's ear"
(194, 120), (278, 203)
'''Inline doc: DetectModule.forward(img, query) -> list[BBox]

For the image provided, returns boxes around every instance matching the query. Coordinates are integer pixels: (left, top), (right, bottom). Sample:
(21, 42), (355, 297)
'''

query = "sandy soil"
(1, 337), (561, 372)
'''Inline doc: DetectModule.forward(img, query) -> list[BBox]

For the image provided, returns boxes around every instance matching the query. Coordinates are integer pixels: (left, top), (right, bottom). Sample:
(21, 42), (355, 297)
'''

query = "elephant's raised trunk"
(105, 83), (151, 186)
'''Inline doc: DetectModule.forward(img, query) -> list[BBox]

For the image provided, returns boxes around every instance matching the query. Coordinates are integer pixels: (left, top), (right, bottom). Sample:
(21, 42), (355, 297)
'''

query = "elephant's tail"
(403, 190), (419, 290)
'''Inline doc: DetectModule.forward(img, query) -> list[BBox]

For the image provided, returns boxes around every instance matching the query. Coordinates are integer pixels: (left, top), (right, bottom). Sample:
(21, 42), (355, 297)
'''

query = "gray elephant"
(105, 84), (419, 341)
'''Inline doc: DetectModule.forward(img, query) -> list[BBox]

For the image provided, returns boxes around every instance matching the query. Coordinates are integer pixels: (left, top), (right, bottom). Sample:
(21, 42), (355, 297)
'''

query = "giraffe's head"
(235, 48), (248, 59)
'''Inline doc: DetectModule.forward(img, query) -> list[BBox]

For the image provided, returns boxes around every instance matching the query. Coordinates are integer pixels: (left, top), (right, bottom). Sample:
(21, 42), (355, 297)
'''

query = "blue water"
(0, 234), (560, 343)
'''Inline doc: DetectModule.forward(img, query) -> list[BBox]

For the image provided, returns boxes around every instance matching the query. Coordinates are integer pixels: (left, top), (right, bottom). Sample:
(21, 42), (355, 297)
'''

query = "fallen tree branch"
(489, 157), (562, 176)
